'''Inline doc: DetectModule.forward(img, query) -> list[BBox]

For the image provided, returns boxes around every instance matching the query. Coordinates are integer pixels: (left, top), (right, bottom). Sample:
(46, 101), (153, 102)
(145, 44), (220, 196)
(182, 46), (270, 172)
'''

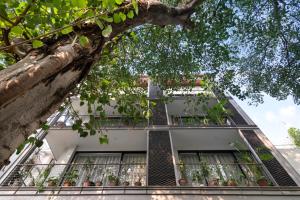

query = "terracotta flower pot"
(63, 181), (74, 187)
(134, 181), (142, 186)
(178, 178), (188, 186)
(95, 181), (103, 186)
(47, 180), (57, 187)
(83, 180), (91, 187)
(227, 179), (237, 186)
(108, 180), (118, 186)
(208, 179), (219, 186)
(123, 181), (130, 186)
(257, 178), (268, 186)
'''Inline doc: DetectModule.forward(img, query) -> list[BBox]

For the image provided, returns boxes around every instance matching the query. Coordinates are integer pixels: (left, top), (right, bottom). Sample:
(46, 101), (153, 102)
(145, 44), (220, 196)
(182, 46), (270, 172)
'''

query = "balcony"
(2, 156), (147, 188)
(51, 114), (148, 129)
(170, 116), (234, 127)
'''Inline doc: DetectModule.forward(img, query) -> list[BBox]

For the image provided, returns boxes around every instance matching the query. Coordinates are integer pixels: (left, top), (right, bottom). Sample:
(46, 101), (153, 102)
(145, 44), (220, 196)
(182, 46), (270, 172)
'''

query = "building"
(0, 80), (300, 199)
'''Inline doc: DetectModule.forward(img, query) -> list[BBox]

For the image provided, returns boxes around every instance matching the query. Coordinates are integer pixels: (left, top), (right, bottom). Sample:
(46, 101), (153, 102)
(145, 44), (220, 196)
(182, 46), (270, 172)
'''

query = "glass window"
(178, 151), (269, 186)
(64, 152), (146, 186)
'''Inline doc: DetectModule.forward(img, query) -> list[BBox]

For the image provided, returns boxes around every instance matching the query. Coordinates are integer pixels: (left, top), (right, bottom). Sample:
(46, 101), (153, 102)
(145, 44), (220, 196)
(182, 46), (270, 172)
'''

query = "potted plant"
(200, 161), (214, 186)
(192, 170), (204, 186)
(134, 177), (142, 186)
(107, 174), (119, 186)
(63, 169), (78, 187)
(256, 176), (268, 186)
(123, 181), (130, 186)
(95, 180), (103, 186)
(178, 160), (188, 186)
(47, 176), (59, 187)
(227, 178), (238, 186)
(83, 159), (94, 187)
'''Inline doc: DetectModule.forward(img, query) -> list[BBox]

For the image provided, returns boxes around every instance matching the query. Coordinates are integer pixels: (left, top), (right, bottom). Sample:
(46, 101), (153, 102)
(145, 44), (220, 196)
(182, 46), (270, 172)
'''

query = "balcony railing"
(171, 116), (236, 127)
(176, 163), (273, 187)
(51, 115), (148, 128)
(2, 163), (147, 188)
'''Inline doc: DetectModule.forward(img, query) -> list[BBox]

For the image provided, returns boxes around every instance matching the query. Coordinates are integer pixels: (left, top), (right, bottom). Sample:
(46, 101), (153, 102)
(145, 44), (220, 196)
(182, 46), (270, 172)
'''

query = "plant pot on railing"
(47, 177), (59, 187)
(123, 181), (130, 186)
(178, 178), (188, 186)
(257, 177), (268, 186)
(63, 169), (78, 187)
(134, 181), (142, 186)
(63, 180), (75, 187)
(83, 180), (93, 187)
(178, 160), (188, 186)
(208, 178), (219, 186)
(95, 181), (103, 186)
(107, 174), (119, 186)
(227, 179), (238, 186)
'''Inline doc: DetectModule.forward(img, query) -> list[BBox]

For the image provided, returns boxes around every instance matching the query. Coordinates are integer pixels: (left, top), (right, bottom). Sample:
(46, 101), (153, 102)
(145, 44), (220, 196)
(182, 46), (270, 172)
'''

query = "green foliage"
(16, 137), (43, 154)
(102, 25), (112, 37)
(65, 169), (79, 184)
(79, 36), (90, 47)
(1, 0), (300, 147)
(288, 127), (300, 147)
(205, 99), (231, 125)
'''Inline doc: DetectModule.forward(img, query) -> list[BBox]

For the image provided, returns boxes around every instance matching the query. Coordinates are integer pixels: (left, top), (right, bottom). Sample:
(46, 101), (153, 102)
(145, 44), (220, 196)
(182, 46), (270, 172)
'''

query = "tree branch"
(12, 0), (36, 26)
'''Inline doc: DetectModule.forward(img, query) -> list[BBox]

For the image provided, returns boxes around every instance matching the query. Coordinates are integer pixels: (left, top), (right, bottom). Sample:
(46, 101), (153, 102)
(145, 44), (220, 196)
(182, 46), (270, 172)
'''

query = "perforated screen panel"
(242, 130), (297, 186)
(148, 131), (176, 186)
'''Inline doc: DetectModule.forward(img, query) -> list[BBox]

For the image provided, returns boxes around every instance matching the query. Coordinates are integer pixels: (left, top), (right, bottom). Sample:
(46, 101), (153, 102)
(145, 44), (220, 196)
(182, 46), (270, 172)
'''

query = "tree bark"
(0, 0), (202, 166)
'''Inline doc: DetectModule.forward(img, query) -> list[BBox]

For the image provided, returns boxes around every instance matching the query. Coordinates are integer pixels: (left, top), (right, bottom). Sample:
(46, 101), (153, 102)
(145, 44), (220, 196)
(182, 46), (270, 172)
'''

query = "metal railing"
(171, 116), (235, 127)
(51, 115), (148, 128)
(2, 163), (147, 188)
(176, 163), (273, 187)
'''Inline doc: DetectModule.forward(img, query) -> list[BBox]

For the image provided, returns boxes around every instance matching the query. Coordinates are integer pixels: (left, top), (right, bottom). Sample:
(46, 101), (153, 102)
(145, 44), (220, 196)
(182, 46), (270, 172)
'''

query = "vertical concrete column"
(147, 81), (176, 186)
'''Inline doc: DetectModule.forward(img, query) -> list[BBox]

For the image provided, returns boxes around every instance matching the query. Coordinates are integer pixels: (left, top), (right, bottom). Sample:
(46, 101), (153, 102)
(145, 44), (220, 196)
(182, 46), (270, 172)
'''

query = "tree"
(288, 127), (300, 147)
(0, 0), (299, 166)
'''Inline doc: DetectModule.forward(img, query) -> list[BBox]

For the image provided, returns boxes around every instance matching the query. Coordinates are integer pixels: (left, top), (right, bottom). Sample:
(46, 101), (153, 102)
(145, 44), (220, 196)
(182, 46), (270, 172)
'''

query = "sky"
(234, 95), (300, 146)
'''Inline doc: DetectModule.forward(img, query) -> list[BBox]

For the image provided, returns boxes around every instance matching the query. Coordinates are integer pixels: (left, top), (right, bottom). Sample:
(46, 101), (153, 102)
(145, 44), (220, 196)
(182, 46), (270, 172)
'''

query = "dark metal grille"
(242, 130), (297, 186)
(225, 100), (248, 125)
(148, 131), (176, 186)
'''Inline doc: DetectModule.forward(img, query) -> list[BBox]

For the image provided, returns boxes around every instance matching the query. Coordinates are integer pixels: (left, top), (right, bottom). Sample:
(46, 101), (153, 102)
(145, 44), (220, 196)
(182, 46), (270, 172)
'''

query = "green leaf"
(11, 26), (23, 35)
(32, 40), (44, 48)
(41, 123), (50, 131)
(99, 135), (109, 144)
(113, 13), (121, 23)
(61, 26), (73, 34)
(35, 140), (43, 148)
(90, 129), (96, 135)
(115, 0), (123, 5)
(95, 19), (104, 29)
(132, 0), (138, 15)
(100, 15), (113, 23)
(119, 12), (126, 21)
(16, 143), (25, 154)
(80, 131), (88, 137)
(79, 35), (89, 47)
(102, 25), (112, 37)
(71, 0), (87, 8)
(127, 10), (134, 19)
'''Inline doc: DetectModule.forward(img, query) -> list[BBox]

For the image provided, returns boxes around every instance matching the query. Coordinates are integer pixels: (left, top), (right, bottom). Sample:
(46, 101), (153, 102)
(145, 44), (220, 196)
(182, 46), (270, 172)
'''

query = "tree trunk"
(0, 0), (202, 166)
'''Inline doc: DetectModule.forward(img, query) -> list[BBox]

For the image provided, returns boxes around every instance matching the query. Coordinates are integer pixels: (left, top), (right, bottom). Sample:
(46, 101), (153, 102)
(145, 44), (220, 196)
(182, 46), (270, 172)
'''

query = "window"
(178, 151), (269, 186)
(64, 152), (146, 186)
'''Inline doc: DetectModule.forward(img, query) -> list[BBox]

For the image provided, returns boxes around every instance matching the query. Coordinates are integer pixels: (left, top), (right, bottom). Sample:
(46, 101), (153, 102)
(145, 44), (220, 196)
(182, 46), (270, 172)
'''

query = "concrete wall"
(277, 146), (300, 176)
(1, 189), (300, 200)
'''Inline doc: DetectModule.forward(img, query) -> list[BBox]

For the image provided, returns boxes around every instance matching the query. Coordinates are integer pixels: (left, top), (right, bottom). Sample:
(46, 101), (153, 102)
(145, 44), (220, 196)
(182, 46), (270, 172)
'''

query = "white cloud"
(279, 105), (296, 118)
(265, 111), (276, 122)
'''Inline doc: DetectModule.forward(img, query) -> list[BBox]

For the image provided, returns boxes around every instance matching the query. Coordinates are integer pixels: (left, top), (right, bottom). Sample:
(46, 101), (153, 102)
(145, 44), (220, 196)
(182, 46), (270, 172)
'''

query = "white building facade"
(0, 81), (300, 199)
